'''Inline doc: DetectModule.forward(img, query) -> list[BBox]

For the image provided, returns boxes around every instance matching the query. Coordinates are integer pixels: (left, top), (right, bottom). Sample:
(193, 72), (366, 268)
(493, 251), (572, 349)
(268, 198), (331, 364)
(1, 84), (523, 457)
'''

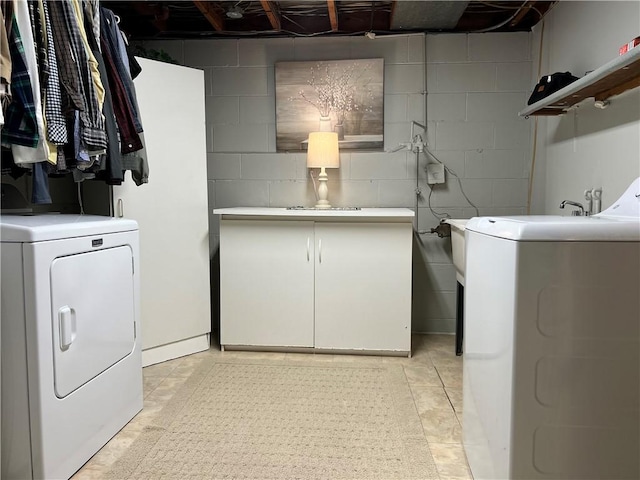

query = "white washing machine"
(462, 178), (640, 480)
(1, 214), (143, 479)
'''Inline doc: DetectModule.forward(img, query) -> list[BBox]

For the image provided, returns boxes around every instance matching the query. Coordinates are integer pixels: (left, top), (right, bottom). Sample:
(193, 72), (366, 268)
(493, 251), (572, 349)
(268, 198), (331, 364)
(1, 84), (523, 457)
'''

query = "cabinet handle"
(318, 238), (322, 263)
(307, 237), (310, 262)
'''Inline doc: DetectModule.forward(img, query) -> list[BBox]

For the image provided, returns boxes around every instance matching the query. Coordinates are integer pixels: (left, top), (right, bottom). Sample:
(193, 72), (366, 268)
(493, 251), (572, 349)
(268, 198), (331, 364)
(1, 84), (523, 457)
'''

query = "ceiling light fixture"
(226, 5), (243, 19)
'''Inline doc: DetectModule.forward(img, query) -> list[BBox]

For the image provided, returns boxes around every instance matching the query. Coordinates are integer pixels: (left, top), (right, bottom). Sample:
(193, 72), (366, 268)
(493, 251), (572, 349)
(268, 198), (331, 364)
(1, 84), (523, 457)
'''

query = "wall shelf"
(519, 46), (640, 117)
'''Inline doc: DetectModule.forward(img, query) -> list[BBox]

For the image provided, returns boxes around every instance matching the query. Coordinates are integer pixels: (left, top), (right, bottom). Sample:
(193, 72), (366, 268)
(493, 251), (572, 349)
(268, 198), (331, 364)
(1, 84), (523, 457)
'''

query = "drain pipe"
(415, 33), (428, 235)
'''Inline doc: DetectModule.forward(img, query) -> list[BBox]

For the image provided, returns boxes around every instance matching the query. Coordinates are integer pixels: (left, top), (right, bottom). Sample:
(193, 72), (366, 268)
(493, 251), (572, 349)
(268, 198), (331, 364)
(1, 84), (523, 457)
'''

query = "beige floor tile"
(435, 365), (463, 389)
(422, 334), (456, 353)
(420, 409), (463, 444)
(334, 353), (385, 365)
(71, 463), (108, 480)
(409, 344), (437, 363)
(220, 350), (288, 360)
(411, 385), (453, 413)
(142, 359), (179, 377)
(446, 387), (463, 414)
(82, 424), (141, 469)
(429, 349), (464, 369)
(381, 353), (431, 367)
(404, 364), (442, 386)
(127, 397), (166, 428)
(166, 360), (206, 377)
(284, 352), (336, 362)
(142, 376), (163, 398)
(145, 376), (189, 403)
(193, 347), (223, 358)
(429, 442), (473, 479)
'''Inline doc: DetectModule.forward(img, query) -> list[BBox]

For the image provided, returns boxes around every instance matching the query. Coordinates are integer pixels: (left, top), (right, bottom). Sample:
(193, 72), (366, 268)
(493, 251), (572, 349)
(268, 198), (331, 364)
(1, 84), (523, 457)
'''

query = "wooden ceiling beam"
(389, 1), (397, 28)
(327, 0), (338, 31)
(260, 1), (281, 31)
(193, 1), (225, 31)
(510, 1), (538, 28)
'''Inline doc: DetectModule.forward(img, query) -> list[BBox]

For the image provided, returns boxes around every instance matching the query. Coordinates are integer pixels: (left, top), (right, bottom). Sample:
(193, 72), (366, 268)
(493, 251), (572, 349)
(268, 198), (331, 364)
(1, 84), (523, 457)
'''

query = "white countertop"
(213, 207), (415, 219)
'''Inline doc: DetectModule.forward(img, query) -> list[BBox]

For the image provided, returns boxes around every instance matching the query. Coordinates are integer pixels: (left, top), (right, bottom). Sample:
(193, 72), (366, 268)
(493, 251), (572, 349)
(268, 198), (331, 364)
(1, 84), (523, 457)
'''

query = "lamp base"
(315, 167), (332, 209)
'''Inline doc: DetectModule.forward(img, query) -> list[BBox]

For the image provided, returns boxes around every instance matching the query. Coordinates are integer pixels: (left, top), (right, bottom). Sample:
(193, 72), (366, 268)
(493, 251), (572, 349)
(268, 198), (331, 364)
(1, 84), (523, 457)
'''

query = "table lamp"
(307, 132), (340, 209)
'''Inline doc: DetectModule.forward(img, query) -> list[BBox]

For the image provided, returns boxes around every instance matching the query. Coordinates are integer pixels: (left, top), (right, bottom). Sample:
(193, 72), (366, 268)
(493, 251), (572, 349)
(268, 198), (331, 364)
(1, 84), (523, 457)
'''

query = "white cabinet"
(83, 58), (212, 366)
(216, 208), (414, 355)
(116, 58), (211, 366)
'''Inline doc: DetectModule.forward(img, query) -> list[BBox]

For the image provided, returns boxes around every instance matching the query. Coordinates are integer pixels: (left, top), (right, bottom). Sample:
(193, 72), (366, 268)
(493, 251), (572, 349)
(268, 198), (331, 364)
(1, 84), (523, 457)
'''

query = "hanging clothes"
(41, 0), (67, 148)
(48, 0), (106, 152)
(1, 0), (147, 210)
(99, 8), (142, 154)
(82, 5), (123, 185)
(100, 7), (142, 133)
(1, 4), (12, 129)
(0, 15), (37, 148)
(9, 0), (49, 164)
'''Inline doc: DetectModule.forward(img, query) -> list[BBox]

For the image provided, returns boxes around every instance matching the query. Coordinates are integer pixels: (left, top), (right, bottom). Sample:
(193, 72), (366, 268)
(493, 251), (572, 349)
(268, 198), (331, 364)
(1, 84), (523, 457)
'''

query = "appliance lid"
(0, 214), (138, 242)
(465, 215), (640, 241)
(466, 177), (640, 241)
(595, 177), (640, 220)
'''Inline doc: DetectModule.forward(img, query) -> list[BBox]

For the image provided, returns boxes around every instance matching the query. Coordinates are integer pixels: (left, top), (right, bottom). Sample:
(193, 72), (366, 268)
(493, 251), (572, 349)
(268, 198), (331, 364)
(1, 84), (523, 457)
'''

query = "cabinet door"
(220, 220), (315, 347)
(314, 222), (412, 352)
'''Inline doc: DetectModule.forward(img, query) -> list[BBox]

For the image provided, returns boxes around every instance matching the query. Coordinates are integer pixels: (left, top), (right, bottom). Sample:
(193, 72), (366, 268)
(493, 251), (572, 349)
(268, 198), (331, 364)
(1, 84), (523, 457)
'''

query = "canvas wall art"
(275, 58), (384, 151)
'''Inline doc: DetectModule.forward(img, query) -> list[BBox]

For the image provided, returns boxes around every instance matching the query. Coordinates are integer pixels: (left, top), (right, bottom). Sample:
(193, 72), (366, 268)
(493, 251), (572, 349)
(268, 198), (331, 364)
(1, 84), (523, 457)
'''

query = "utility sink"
(444, 219), (469, 285)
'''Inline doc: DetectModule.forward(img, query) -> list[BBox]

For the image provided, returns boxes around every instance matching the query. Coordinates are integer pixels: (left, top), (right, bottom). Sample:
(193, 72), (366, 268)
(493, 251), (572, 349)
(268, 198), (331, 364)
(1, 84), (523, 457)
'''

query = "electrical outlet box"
(427, 163), (445, 184)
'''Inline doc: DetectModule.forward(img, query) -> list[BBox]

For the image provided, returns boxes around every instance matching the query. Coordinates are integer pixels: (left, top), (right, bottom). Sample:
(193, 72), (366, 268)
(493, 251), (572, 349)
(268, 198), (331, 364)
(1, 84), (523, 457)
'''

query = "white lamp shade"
(307, 132), (340, 169)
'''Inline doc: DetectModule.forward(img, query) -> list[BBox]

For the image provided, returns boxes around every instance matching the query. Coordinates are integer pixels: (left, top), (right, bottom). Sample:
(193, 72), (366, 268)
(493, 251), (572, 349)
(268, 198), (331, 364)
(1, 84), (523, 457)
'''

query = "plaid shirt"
(1, 16), (39, 148)
(42, 0), (67, 144)
(48, 0), (106, 151)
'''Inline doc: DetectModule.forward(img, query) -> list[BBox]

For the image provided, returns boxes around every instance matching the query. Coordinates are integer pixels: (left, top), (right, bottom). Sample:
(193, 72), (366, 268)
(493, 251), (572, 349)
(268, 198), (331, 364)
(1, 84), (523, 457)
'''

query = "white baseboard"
(142, 334), (210, 367)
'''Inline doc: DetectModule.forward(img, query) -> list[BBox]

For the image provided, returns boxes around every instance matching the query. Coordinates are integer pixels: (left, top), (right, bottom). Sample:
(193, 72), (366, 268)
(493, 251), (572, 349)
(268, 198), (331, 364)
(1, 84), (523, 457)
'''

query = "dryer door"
(50, 245), (136, 398)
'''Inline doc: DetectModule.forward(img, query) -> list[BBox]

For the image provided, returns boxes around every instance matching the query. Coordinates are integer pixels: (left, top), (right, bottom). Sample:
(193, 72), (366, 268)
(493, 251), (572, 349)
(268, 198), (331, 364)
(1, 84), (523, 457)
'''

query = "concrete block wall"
(140, 32), (532, 333)
(530, 1), (640, 214)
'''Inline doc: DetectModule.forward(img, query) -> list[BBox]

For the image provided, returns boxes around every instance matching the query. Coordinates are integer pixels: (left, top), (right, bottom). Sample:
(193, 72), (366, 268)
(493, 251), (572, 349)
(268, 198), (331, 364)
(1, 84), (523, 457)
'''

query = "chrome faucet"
(559, 200), (586, 216)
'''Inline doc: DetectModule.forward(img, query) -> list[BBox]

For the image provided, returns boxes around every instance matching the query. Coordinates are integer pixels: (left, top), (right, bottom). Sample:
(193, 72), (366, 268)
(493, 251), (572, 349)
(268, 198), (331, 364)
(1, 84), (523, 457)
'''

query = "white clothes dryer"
(1, 214), (143, 480)
(462, 178), (640, 480)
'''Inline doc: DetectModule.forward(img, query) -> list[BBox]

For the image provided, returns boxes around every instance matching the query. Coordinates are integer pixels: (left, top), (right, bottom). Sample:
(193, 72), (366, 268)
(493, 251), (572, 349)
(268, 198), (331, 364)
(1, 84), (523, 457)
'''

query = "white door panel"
(314, 222), (412, 352)
(115, 58), (211, 350)
(50, 247), (135, 397)
(220, 220), (314, 347)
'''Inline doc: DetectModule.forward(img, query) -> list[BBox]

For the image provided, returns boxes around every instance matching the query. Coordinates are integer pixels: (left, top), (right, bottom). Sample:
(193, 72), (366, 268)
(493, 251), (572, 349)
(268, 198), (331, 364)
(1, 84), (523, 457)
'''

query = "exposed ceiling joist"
(260, 0), (281, 31)
(192, 1), (225, 31)
(327, 0), (338, 31)
(102, 1), (557, 40)
(510, 1), (538, 28)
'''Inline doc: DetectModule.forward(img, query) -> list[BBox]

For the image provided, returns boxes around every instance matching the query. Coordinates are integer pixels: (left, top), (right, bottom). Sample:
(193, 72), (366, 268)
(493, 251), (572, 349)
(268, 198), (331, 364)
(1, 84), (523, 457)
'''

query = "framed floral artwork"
(275, 58), (384, 151)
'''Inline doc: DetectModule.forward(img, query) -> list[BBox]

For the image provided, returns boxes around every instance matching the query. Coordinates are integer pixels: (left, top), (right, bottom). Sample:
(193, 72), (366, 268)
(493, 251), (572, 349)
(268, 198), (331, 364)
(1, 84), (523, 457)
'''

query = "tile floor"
(72, 334), (472, 479)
